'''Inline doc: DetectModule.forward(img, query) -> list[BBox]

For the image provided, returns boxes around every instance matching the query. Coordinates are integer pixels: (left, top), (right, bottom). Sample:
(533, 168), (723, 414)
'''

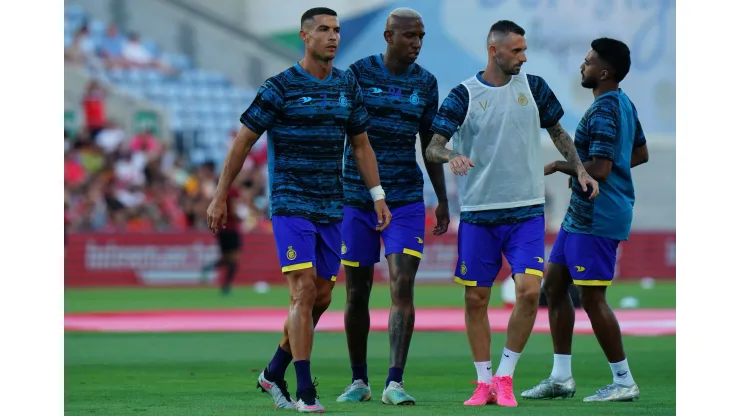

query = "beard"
(494, 56), (520, 75)
(581, 74), (598, 88)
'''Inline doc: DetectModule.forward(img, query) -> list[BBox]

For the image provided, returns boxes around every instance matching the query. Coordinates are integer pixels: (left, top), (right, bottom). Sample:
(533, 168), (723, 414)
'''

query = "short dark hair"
(489, 20), (525, 37)
(301, 7), (337, 27)
(591, 37), (631, 82)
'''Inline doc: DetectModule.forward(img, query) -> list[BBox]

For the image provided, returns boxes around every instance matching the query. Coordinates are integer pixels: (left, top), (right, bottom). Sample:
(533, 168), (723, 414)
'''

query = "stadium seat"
(64, 3), (264, 159)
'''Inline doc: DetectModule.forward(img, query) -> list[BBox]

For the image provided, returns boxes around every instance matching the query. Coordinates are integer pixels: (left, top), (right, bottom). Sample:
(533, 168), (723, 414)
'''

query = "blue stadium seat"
(89, 20), (106, 37)
(107, 68), (126, 83)
(65, 4), (85, 20)
(127, 69), (146, 85)
(142, 38), (158, 56)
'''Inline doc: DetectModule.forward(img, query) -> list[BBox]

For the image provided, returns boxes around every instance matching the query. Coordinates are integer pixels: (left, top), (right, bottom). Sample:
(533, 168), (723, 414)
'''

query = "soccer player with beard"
(425, 20), (599, 407)
(521, 37), (648, 403)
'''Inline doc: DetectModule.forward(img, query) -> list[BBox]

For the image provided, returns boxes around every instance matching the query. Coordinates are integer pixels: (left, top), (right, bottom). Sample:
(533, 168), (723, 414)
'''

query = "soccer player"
(202, 182), (242, 294)
(425, 20), (599, 408)
(206, 7), (391, 413)
(521, 38), (648, 403)
(336, 8), (448, 406)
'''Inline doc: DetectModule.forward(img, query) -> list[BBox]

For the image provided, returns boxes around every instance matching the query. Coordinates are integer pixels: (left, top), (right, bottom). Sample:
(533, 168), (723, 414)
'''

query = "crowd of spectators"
(64, 80), (271, 235)
(64, 22), (175, 79)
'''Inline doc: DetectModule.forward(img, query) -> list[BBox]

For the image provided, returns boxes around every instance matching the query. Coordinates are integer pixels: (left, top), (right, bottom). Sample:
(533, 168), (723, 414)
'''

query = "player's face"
(301, 15), (341, 61)
(386, 19), (425, 65)
(580, 49), (605, 89)
(491, 33), (528, 75)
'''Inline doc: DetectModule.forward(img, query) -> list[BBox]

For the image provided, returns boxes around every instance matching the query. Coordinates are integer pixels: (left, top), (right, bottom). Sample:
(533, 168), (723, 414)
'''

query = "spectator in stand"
(98, 23), (125, 68)
(121, 33), (174, 74)
(64, 24), (95, 66)
(65, 24), (108, 80)
(82, 80), (107, 140)
(129, 127), (162, 156)
(95, 120), (127, 155)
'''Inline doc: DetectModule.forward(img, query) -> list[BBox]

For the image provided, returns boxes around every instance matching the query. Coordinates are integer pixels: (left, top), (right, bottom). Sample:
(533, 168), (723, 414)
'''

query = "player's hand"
(577, 168), (600, 200)
(544, 162), (557, 176)
(206, 198), (227, 234)
(449, 154), (474, 176)
(433, 200), (450, 235)
(374, 199), (392, 232)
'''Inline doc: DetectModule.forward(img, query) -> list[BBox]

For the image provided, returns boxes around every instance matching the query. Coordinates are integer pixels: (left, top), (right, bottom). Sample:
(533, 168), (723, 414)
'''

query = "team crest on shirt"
(286, 246), (297, 261)
(338, 92), (348, 108)
(517, 93), (528, 106)
(341, 241), (347, 255)
(460, 261), (468, 276)
(409, 89), (420, 105)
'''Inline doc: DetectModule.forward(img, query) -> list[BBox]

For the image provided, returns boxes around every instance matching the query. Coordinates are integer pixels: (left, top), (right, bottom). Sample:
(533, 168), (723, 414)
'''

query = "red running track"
(64, 308), (675, 336)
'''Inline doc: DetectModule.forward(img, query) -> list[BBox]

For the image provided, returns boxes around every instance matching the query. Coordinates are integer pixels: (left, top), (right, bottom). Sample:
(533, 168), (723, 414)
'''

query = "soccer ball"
(501, 276), (516, 309)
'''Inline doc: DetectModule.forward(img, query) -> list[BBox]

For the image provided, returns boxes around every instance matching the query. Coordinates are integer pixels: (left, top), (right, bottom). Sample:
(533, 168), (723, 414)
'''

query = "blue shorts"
(454, 215), (545, 287)
(272, 215), (341, 281)
(548, 227), (620, 286)
(340, 201), (426, 267)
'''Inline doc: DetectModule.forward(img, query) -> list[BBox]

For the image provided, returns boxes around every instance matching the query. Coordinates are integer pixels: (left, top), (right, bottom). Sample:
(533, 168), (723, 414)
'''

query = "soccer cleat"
(463, 381), (496, 406)
(295, 387), (325, 413)
(336, 379), (372, 402)
(583, 383), (640, 402)
(381, 381), (416, 405)
(491, 375), (518, 407)
(521, 377), (577, 399)
(256, 368), (295, 409)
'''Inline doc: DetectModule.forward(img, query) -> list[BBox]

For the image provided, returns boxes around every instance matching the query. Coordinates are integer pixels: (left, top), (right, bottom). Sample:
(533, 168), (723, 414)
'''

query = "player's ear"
(599, 69), (609, 81)
(383, 30), (393, 44)
(488, 43), (497, 57)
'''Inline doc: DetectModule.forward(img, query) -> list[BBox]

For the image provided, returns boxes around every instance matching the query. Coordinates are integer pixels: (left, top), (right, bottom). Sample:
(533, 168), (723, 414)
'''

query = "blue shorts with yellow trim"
(454, 216), (545, 287)
(340, 201), (425, 267)
(548, 227), (620, 286)
(272, 215), (341, 281)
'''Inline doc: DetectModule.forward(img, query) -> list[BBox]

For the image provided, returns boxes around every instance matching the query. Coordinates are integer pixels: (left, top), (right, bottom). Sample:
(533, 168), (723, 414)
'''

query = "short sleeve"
(430, 84), (469, 139)
(419, 75), (439, 134)
(587, 95), (620, 161)
(526, 75), (564, 129)
(346, 71), (371, 136)
(239, 78), (283, 135)
(633, 119), (646, 149)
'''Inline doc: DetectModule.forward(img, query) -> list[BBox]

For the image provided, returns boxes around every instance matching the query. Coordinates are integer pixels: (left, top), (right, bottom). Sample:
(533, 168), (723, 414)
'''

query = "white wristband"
(369, 186), (385, 202)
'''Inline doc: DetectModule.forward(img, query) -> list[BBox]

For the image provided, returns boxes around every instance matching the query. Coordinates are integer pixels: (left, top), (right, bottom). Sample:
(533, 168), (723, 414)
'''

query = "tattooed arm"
(424, 133), (459, 163)
(425, 133), (475, 175)
(546, 122), (587, 175)
(545, 122), (600, 199)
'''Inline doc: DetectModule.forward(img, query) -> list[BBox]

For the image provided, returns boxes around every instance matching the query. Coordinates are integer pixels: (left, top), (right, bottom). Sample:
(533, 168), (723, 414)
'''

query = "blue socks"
(386, 367), (403, 387)
(267, 345), (292, 380)
(294, 360), (313, 393)
(351, 364), (368, 384)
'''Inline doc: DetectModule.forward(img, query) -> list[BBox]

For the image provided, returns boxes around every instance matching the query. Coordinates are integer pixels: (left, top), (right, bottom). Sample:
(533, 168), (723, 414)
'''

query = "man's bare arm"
(349, 132), (382, 189)
(545, 122), (586, 175)
(631, 143), (649, 168)
(213, 125), (261, 201)
(550, 158), (612, 181)
(424, 133), (461, 163)
(420, 131), (448, 202)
